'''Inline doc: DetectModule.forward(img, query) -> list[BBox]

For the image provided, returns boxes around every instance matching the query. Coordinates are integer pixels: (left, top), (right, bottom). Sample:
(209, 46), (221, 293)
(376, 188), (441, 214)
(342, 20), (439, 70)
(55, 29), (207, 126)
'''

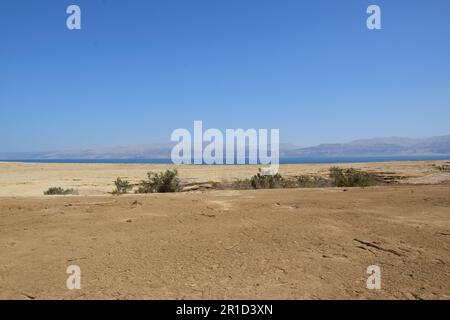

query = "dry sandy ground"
(1, 185), (450, 300)
(1, 160), (450, 196)
(0, 161), (449, 300)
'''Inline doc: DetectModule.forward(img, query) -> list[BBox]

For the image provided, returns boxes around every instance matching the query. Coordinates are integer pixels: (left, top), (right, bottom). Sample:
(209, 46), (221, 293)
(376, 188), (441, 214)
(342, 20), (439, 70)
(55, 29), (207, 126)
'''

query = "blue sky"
(1, 0), (449, 152)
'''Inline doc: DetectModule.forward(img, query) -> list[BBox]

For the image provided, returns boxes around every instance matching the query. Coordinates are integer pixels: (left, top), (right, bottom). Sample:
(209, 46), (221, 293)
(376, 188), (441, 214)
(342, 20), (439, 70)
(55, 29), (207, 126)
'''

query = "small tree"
(250, 173), (284, 189)
(112, 177), (132, 195)
(136, 169), (180, 193)
(329, 167), (378, 187)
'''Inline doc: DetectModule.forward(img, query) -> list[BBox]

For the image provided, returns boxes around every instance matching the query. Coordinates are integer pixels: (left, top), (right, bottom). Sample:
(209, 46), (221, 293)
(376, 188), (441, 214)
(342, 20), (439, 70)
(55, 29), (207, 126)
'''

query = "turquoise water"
(1, 155), (449, 164)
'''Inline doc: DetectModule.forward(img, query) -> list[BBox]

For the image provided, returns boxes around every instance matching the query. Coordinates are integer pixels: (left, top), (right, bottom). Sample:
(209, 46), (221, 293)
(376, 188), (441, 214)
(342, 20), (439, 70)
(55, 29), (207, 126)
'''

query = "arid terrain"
(0, 161), (449, 299)
(1, 160), (450, 197)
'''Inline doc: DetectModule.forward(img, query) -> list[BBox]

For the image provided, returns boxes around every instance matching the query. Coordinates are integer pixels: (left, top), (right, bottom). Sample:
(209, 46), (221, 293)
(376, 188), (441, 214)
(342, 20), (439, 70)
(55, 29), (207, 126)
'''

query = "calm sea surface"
(1, 155), (449, 164)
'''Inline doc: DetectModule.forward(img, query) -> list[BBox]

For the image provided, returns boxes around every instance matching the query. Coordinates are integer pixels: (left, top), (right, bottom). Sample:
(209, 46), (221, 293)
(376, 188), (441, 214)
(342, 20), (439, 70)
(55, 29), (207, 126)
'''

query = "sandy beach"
(0, 160), (449, 299)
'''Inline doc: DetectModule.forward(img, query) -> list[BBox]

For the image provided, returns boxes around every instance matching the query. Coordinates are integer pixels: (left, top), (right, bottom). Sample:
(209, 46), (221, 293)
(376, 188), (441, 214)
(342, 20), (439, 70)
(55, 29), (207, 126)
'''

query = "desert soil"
(0, 161), (449, 299)
(0, 160), (450, 196)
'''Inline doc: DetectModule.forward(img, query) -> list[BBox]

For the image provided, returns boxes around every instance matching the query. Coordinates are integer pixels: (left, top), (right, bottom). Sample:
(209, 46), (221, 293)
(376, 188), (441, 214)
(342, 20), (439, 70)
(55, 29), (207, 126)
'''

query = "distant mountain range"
(282, 135), (450, 157)
(1, 135), (450, 160)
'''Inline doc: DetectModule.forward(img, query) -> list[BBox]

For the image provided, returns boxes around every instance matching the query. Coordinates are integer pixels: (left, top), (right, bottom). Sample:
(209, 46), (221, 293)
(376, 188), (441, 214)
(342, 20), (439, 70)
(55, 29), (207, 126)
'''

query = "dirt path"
(1, 185), (449, 299)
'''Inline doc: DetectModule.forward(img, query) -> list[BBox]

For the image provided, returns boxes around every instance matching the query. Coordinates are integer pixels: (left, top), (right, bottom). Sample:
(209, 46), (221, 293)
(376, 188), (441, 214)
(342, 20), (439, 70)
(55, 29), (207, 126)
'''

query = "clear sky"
(1, 0), (449, 152)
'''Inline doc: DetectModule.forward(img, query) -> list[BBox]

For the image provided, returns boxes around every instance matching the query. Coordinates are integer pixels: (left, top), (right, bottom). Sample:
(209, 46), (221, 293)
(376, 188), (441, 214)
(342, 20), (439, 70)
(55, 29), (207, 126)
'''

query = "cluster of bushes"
(233, 167), (378, 190)
(250, 173), (284, 189)
(44, 166), (379, 196)
(296, 175), (329, 188)
(112, 169), (180, 195)
(44, 187), (78, 195)
(233, 173), (285, 190)
(329, 167), (378, 187)
(234, 173), (323, 190)
(435, 164), (450, 172)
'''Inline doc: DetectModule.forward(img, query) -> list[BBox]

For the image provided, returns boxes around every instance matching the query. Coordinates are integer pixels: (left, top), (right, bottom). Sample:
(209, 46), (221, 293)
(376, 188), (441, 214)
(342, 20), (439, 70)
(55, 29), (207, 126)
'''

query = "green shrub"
(112, 177), (132, 195)
(436, 164), (450, 172)
(44, 187), (78, 195)
(210, 181), (222, 189)
(250, 173), (284, 189)
(233, 173), (330, 190)
(232, 178), (253, 190)
(136, 169), (180, 193)
(281, 179), (298, 188)
(329, 167), (378, 187)
(296, 175), (328, 188)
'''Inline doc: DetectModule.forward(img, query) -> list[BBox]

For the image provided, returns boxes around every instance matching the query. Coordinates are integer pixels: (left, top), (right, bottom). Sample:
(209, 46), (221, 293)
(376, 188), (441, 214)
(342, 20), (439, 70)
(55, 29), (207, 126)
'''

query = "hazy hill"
(282, 135), (450, 157)
(1, 136), (449, 160)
